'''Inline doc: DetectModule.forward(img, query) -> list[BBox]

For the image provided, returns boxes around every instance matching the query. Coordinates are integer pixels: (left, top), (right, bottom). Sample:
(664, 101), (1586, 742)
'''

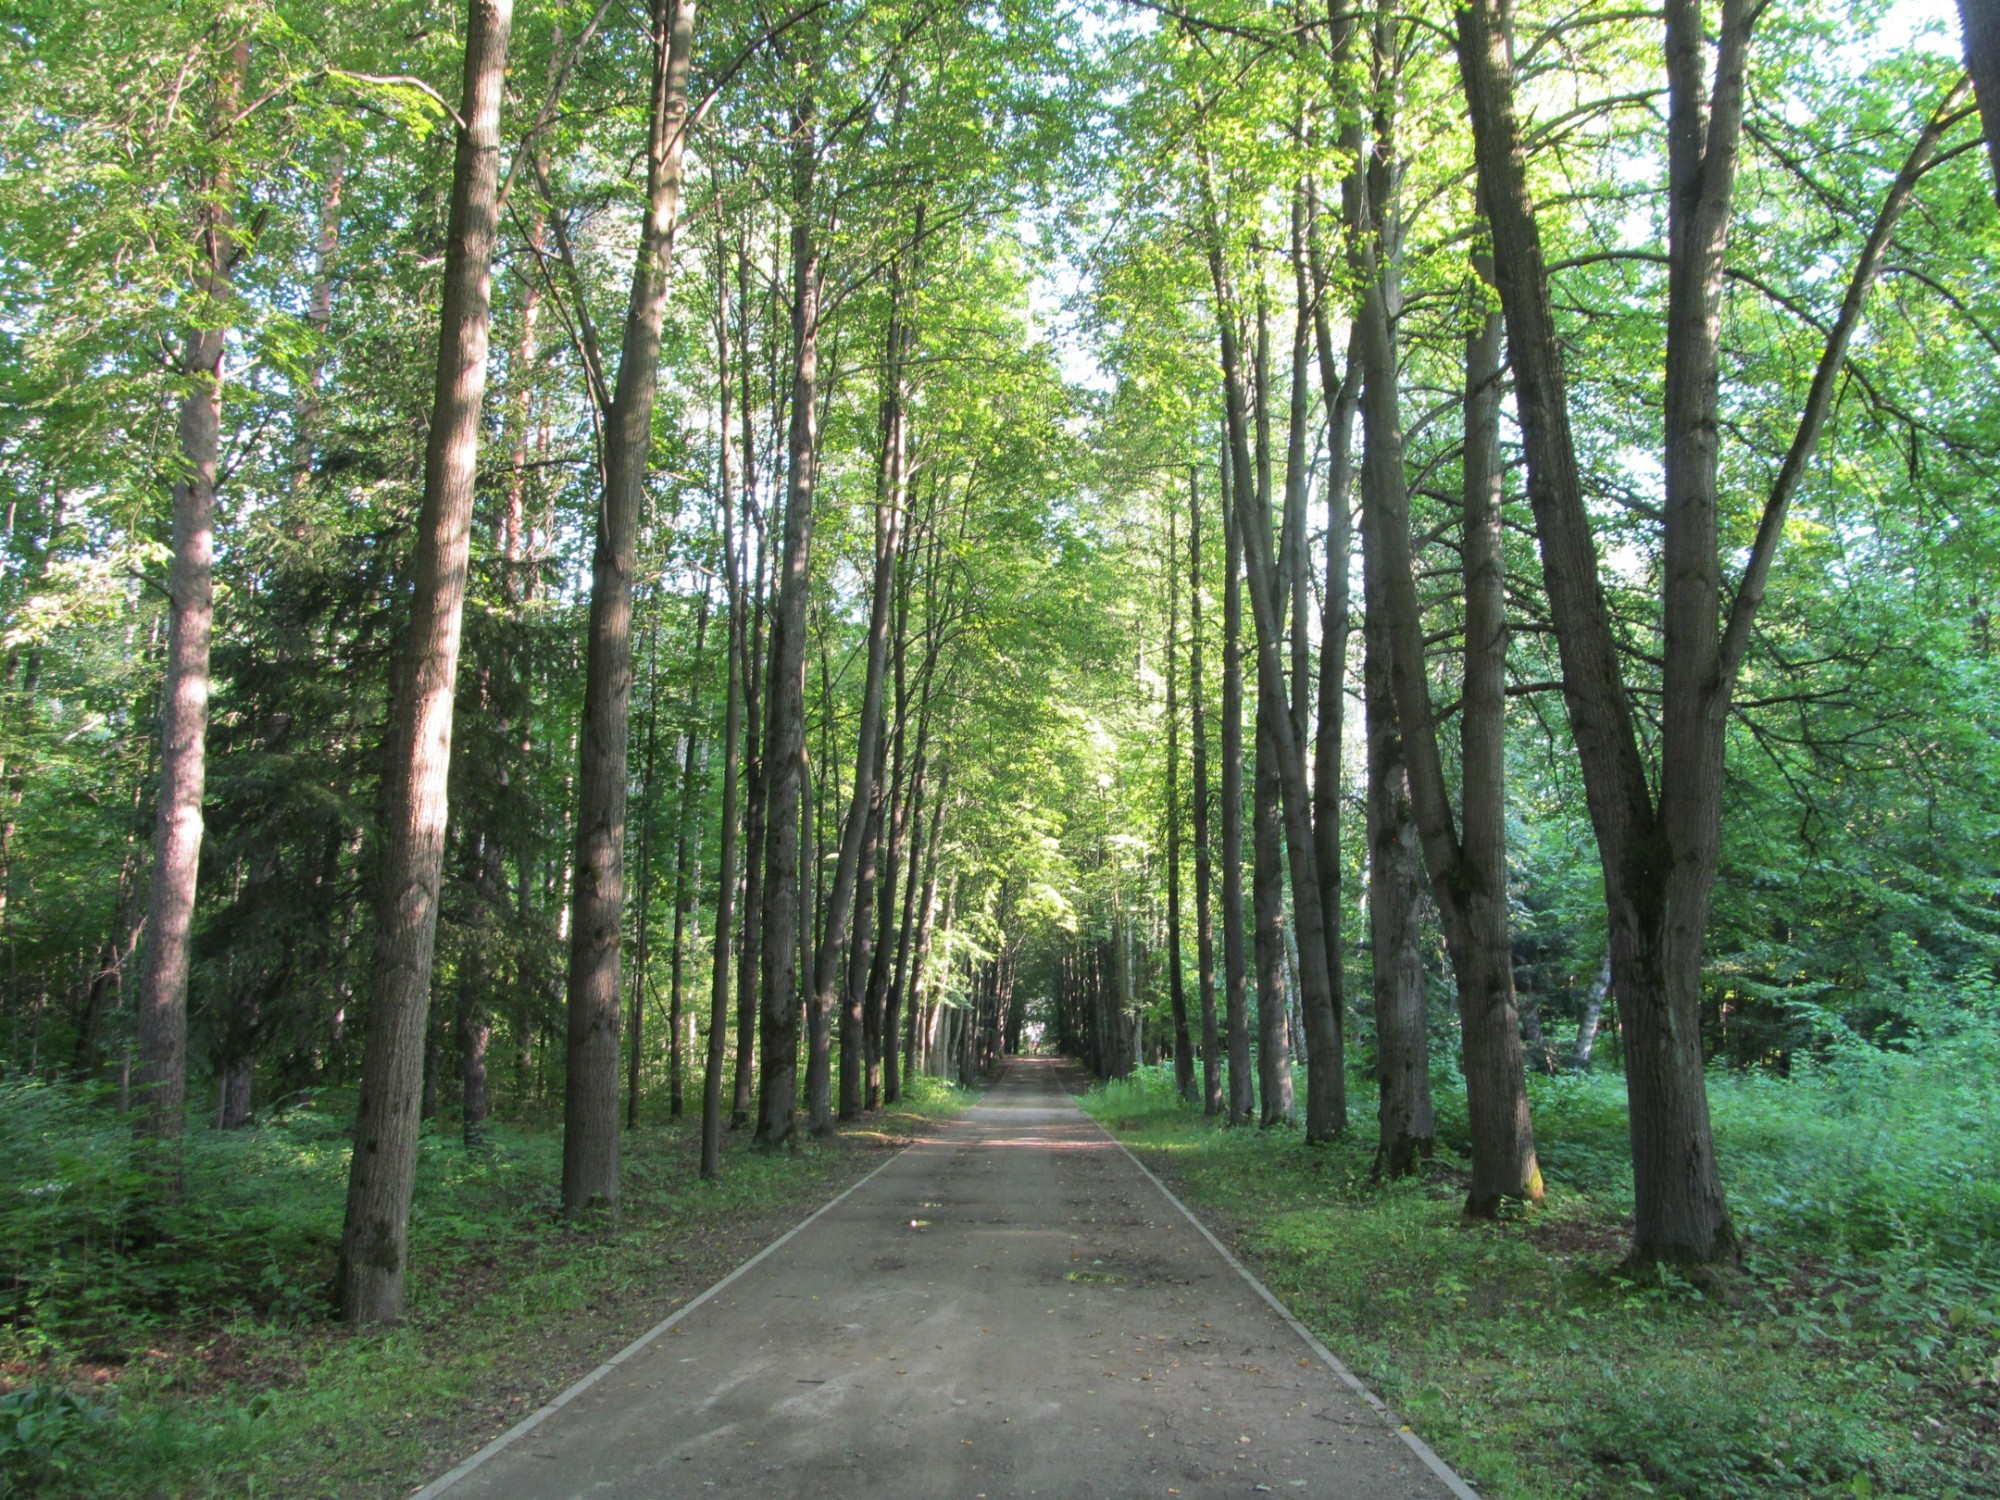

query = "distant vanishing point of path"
(419, 1059), (1471, 1500)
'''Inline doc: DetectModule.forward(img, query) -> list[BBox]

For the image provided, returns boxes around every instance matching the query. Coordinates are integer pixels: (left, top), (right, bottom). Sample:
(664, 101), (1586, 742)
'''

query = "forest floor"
(1083, 1046), (2000, 1500)
(414, 1055), (1461, 1500)
(0, 1075), (974, 1499)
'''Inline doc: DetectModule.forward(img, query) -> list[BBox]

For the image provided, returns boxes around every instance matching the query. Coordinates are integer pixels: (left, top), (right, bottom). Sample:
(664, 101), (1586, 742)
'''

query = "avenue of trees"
(2, 0), (1997, 1336)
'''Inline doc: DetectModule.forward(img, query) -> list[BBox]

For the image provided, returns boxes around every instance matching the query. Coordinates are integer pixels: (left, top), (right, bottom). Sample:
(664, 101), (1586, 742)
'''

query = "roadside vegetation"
(0, 1075), (972, 1499)
(1084, 1011), (2000, 1500)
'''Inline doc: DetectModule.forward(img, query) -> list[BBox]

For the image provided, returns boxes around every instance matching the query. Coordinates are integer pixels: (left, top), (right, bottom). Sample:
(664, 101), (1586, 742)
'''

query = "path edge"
(1079, 1097), (1482, 1500)
(405, 1141), (915, 1500)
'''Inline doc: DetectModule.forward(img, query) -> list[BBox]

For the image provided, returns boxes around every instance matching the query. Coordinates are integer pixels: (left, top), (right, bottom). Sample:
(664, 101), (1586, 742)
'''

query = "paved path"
(423, 1058), (1467, 1500)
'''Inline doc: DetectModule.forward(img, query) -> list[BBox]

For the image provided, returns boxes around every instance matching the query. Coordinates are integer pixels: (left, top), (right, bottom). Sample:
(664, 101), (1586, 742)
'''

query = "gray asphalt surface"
(426, 1057), (1464, 1500)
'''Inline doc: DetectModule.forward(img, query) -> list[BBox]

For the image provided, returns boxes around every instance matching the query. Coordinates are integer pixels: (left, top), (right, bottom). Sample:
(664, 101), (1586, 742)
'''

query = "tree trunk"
(702, 290), (747, 1179)
(666, 593), (713, 1121)
(1249, 298), (1292, 1128)
(1284, 187), (1343, 1141)
(1164, 500), (1194, 1102)
(461, 830), (506, 1150)
(731, 302), (766, 1130)
(562, 0), (697, 1215)
(1308, 184), (1358, 1145)
(1960, 0), (2000, 205)
(1571, 955), (1612, 1071)
(900, 761), (947, 1087)
(868, 573), (925, 1108)
(1363, 539), (1434, 1178)
(832, 260), (910, 1124)
(755, 90), (821, 1147)
(1185, 466), (1223, 1118)
(135, 34), (249, 1153)
(1251, 712), (1292, 1125)
(625, 622), (662, 1130)
(1218, 438), (1252, 1126)
(337, 0), (512, 1323)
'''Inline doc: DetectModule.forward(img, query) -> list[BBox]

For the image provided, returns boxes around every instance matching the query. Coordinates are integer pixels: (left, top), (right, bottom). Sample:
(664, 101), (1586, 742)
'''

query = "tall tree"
(1218, 434), (1252, 1125)
(833, 246), (912, 1125)
(1187, 465), (1223, 1117)
(1164, 498), (1194, 1102)
(755, 78), (822, 1147)
(133, 32), (249, 1154)
(336, 0), (513, 1323)
(561, 0), (698, 1217)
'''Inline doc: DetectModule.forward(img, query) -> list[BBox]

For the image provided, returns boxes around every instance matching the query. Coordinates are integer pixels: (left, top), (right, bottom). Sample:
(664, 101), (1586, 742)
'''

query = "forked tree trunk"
(135, 35), (249, 1154)
(337, 0), (511, 1323)
(1348, 30), (1540, 1210)
(1455, 0), (1948, 1260)
(1203, 173), (1337, 1139)
(562, 0), (698, 1215)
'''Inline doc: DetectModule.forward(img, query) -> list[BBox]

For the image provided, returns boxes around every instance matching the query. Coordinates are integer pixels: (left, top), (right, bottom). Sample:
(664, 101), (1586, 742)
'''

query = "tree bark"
(755, 87), (821, 1147)
(1571, 954), (1612, 1071)
(1305, 173), (1359, 1136)
(1187, 466), (1223, 1117)
(1218, 435), (1252, 1126)
(1362, 476), (1434, 1179)
(731, 253), (765, 1129)
(625, 621), (662, 1130)
(703, 285), (747, 1179)
(1285, 187), (1344, 1141)
(134, 34), (249, 1153)
(666, 592), (713, 1120)
(1164, 499), (1194, 1102)
(833, 255), (910, 1124)
(561, 0), (697, 1215)
(1959, 0), (2000, 205)
(337, 0), (512, 1322)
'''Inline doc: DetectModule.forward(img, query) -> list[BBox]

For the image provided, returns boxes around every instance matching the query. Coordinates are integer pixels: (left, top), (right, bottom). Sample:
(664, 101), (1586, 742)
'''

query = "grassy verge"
(2, 1073), (976, 1499)
(1080, 1034), (2000, 1499)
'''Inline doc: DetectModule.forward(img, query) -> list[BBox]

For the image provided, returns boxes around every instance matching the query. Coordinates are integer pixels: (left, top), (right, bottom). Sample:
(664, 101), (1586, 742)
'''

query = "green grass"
(1, 1070), (977, 1499)
(1081, 1033), (2000, 1500)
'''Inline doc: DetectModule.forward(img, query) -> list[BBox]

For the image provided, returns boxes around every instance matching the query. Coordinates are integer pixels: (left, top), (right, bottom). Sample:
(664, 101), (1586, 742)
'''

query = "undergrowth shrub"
(1560, 1363), (1888, 1496)
(0, 1380), (111, 1497)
